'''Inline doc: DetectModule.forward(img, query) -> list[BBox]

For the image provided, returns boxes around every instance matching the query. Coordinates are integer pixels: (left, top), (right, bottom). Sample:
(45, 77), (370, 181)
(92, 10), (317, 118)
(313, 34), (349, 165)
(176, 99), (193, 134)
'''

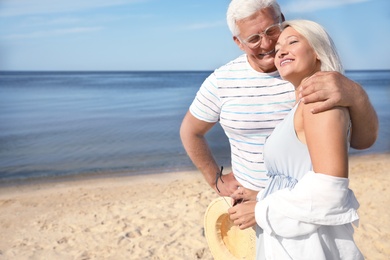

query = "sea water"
(0, 70), (389, 182)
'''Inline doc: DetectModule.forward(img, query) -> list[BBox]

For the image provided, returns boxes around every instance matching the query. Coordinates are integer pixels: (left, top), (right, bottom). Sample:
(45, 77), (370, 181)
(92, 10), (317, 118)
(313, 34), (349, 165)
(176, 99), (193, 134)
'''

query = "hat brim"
(204, 197), (256, 260)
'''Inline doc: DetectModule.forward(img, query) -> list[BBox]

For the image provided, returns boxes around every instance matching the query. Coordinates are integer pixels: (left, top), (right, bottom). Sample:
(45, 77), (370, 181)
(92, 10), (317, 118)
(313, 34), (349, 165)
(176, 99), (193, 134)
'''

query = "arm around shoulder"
(347, 81), (379, 149)
(300, 71), (378, 150)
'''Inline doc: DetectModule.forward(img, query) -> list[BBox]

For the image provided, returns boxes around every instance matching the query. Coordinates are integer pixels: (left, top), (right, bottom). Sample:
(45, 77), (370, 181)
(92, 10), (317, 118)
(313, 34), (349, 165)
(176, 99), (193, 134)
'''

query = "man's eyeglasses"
(239, 23), (282, 49)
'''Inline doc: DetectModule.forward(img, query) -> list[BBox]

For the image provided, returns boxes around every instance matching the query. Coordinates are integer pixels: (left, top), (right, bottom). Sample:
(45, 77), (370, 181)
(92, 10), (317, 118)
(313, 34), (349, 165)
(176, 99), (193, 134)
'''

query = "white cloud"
(0, 0), (146, 17)
(281, 0), (372, 13)
(16, 16), (83, 28)
(3, 27), (103, 40)
(183, 21), (226, 30)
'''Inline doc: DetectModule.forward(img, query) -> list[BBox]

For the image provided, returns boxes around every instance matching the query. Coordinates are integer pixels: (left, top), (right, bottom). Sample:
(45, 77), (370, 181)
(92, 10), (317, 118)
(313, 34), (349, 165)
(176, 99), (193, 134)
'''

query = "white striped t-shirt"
(189, 54), (295, 191)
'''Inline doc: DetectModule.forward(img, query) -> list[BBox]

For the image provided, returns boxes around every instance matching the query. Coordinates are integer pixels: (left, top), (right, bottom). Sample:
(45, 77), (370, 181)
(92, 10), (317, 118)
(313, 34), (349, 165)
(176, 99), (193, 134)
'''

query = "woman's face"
(274, 26), (321, 87)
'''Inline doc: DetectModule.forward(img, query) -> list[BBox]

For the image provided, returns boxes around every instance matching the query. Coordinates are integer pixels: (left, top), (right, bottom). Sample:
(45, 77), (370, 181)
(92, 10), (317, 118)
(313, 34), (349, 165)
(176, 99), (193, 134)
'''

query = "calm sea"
(0, 70), (389, 182)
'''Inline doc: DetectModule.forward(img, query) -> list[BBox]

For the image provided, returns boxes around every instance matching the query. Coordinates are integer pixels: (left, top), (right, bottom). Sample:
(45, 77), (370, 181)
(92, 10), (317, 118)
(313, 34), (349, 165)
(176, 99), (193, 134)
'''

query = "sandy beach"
(0, 153), (389, 260)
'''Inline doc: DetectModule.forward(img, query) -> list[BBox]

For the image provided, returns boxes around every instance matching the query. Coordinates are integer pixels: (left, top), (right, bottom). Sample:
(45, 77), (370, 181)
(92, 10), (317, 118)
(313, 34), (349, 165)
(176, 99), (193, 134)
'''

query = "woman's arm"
(302, 101), (351, 178)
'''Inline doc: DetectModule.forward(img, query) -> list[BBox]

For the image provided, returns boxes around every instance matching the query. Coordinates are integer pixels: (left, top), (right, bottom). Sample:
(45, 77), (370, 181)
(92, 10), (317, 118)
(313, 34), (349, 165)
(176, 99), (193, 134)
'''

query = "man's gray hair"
(227, 0), (282, 36)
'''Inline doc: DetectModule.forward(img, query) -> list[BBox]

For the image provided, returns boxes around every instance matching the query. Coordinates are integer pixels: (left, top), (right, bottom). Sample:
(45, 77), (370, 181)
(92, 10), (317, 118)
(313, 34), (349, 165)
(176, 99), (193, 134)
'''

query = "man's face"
(234, 7), (281, 73)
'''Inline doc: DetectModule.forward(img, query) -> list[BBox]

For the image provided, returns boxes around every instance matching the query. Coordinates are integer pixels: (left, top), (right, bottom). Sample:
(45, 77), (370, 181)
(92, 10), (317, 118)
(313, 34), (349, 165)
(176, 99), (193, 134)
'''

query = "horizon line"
(1, 69), (390, 73)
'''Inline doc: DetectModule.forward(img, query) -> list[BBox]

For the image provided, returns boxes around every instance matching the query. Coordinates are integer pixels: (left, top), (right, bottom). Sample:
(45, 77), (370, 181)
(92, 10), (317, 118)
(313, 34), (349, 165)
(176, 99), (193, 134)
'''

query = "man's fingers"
(308, 100), (334, 114)
(230, 188), (243, 199)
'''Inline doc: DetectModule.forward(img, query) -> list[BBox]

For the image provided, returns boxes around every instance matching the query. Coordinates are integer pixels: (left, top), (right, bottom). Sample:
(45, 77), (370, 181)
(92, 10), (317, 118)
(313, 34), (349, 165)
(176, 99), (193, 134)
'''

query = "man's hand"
(230, 186), (259, 203)
(215, 171), (241, 196)
(228, 200), (257, 230)
(299, 71), (348, 113)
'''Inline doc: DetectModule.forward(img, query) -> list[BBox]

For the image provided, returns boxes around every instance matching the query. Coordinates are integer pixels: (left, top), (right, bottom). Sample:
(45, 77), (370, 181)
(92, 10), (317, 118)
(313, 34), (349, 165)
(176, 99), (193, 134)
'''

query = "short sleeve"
(189, 72), (221, 123)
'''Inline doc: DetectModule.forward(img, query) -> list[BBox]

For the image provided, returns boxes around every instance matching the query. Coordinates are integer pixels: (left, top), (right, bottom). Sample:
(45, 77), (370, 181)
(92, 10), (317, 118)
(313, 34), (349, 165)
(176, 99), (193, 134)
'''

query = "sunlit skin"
(274, 27), (321, 89)
(234, 7), (281, 73)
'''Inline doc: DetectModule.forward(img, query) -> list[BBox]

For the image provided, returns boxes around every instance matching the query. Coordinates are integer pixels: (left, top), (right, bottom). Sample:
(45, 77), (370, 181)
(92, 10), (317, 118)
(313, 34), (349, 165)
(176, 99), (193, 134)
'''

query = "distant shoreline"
(1, 69), (390, 73)
(1, 152), (388, 188)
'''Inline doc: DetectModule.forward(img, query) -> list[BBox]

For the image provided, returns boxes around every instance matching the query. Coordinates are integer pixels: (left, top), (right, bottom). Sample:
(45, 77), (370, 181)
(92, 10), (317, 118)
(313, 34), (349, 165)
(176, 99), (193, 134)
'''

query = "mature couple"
(180, 0), (378, 259)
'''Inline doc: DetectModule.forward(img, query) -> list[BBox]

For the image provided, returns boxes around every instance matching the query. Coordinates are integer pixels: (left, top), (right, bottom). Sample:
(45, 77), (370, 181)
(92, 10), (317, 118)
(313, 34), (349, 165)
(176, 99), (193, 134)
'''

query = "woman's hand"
(228, 187), (259, 230)
(228, 200), (257, 230)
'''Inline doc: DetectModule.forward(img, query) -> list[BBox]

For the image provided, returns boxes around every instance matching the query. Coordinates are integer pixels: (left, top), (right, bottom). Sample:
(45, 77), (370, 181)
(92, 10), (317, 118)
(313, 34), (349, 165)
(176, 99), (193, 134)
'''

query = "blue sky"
(1, 0), (389, 71)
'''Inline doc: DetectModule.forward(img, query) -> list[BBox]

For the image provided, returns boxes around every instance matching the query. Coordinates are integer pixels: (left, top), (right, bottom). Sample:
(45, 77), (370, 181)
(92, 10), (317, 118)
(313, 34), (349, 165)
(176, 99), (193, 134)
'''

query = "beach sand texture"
(0, 154), (389, 260)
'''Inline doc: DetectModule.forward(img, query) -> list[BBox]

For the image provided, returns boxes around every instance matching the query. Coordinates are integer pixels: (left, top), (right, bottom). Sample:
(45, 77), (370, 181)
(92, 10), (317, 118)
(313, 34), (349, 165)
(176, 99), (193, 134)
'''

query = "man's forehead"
(236, 8), (279, 28)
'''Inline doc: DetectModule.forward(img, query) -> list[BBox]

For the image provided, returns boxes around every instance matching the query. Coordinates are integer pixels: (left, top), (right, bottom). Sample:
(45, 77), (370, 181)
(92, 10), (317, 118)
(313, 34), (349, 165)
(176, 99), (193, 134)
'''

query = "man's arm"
(299, 71), (378, 149)
(180, 111), (240, 196)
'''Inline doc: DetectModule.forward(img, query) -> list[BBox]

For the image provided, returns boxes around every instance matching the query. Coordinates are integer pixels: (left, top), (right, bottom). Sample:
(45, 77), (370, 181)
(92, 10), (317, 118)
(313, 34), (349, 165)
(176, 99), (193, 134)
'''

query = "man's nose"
(259, 37), (276, 50)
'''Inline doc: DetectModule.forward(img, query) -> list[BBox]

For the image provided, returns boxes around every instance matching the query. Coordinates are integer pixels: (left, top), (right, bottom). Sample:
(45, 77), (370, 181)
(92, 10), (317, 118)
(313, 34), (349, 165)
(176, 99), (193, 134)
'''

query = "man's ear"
(281, 13), (286, 22)
(233, 36), (245, 52)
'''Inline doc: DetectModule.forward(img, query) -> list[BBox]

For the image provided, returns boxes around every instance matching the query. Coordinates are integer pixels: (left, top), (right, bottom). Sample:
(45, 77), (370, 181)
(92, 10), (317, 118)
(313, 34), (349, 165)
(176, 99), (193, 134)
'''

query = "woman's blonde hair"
(282, 20), (344, 73)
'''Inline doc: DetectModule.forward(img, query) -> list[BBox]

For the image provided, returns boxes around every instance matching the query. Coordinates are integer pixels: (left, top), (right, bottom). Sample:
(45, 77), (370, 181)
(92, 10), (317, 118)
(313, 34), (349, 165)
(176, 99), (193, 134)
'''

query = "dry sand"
(0, 153), (389, 260)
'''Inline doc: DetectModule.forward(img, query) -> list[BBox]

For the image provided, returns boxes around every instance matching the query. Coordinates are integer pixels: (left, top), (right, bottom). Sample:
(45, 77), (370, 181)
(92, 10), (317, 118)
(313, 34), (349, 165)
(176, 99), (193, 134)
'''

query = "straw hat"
(204, 197), (256, 260)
